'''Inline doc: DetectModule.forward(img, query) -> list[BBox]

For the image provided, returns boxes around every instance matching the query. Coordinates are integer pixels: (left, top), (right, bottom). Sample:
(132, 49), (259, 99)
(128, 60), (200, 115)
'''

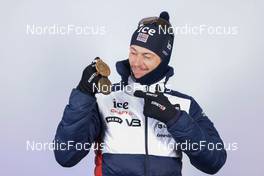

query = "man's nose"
(133, 55), (143, 66)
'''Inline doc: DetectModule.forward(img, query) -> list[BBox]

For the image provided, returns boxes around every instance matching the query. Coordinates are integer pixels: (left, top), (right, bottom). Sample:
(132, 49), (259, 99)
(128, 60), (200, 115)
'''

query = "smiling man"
(129, 45), (161, 79)
(54, 11), (227, 176)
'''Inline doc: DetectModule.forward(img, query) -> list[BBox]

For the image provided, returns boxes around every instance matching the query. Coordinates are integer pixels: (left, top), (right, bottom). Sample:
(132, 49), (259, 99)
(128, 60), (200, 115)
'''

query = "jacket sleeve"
(167, 97), (227, 174)
(53, 89), (102, 167)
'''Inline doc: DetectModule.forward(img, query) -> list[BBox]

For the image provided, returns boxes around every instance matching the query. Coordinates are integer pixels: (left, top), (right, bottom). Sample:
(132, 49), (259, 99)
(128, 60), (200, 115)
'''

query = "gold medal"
(92, 57), (112, 95)
(95, 59), (111, 77)
(97, 77), (112, 95)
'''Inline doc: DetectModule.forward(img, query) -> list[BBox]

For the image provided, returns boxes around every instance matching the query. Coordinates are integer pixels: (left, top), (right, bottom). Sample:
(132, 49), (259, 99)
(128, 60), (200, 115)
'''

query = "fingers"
(90, 57), (100, 67)
(93, 57), (100, 63)
(173, 103), (181, 110)
(134, 90), (147, 98)
(134, 90), (158, 100)
(85, 57), (102, 77)
(94, 57), (100, 61)
(134, 84), (164, 100)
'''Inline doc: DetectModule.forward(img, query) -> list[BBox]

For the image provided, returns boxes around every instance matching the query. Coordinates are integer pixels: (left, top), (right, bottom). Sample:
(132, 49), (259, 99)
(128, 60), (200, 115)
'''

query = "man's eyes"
(130, 52), (151, 59)
(144, 55), (151, 59)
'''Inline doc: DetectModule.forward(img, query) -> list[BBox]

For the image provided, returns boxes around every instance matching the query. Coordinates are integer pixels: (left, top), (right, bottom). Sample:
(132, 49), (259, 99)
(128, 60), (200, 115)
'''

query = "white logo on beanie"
(162, 50), (168, 56)
(167, 40), (172, 50)
(137, 26), (156, 36)
(136, 33), (149, 43)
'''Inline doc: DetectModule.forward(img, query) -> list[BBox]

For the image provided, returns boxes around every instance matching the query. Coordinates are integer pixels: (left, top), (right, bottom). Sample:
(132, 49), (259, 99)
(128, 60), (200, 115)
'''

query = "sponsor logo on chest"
(106, 99), (141, 127)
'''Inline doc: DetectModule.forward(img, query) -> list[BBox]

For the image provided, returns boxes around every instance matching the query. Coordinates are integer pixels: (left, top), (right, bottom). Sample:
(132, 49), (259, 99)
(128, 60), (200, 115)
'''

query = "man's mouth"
(131, 67), (148, 72)
(131, 67), (149, 78)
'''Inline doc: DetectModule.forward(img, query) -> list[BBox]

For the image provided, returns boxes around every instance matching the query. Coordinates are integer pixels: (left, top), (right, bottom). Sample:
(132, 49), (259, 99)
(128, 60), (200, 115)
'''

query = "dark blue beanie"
(130, 11), (174, 85)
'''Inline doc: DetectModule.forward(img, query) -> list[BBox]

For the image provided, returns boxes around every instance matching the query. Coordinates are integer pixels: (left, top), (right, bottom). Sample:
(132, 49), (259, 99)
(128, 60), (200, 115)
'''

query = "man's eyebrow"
(130, 47), (137, 51)
(130, 47), (153, 55)
(143, 52), (154, 56)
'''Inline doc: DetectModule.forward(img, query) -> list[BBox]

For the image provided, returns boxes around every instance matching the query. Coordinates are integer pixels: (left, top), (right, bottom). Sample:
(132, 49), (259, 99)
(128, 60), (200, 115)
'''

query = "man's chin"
(133, 73), (145, 79)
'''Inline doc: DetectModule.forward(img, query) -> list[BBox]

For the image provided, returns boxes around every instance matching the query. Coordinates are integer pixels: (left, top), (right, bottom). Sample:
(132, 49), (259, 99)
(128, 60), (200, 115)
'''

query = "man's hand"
(134, 85), (181, 124)
(77, 57), (102, 95)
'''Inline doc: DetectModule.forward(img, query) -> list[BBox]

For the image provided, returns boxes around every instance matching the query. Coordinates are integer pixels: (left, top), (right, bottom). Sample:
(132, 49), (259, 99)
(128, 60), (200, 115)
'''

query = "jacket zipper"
(144, 116), (149, 176)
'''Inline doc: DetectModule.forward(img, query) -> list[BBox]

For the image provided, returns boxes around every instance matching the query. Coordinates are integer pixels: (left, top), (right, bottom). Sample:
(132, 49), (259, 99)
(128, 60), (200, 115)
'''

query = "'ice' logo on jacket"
(113, 99), (129, 109)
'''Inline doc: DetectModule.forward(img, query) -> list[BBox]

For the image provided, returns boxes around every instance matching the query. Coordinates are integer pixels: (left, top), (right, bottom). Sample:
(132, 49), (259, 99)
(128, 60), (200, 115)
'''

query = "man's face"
(129, 45), (161, 79)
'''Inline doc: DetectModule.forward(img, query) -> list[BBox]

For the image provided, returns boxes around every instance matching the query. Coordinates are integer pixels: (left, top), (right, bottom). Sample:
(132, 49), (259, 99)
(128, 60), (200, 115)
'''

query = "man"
(54, 11), (227, 176)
